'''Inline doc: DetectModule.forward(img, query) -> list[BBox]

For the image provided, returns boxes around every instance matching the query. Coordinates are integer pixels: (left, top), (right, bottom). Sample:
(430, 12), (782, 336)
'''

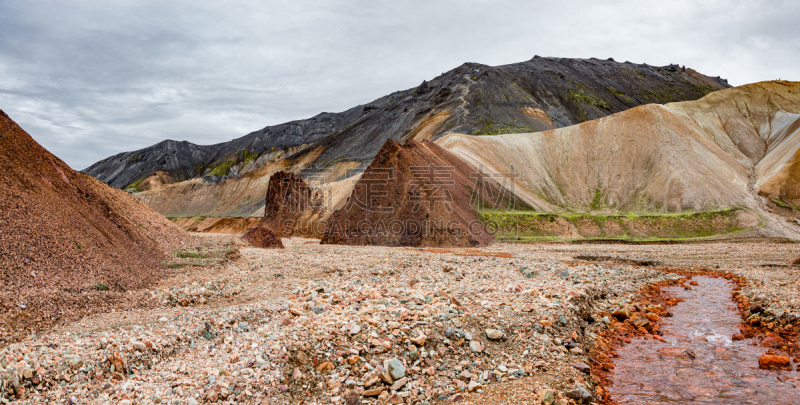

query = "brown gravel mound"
(792, 256), (800, 266)
(262, 171), (325, 237)
(241, 224), (284, 248)
(321, 139), (522, 247)
(0, 110), (188, 345)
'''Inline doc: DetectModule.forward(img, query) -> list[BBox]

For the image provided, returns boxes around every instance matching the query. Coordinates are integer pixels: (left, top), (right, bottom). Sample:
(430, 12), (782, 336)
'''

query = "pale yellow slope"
(439, 103), (754, 213)
(666, 81), (800, 206)
(666, 81), (800, 167)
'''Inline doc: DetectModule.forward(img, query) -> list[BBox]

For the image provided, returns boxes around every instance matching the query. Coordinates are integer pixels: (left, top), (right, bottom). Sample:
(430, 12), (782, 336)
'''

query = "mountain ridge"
(84, 57), (730, 191)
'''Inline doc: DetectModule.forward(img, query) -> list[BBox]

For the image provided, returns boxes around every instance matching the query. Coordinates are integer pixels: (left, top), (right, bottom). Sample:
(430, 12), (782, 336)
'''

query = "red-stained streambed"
(609, 276), (800, 404)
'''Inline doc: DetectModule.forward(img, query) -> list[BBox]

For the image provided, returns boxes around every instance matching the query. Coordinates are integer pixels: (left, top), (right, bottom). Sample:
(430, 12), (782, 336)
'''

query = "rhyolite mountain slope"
(436, 81), (800, 240)
(85, 57), (729, 193)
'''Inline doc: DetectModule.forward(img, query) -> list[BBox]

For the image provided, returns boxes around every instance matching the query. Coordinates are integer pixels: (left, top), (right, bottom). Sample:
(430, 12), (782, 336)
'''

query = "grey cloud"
(0, 0), (798, 170)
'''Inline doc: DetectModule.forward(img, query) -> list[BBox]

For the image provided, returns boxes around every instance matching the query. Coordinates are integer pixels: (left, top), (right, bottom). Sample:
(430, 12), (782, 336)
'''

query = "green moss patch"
(208, 159), (234, 177)
(124, 176), (147, 193)
(472, 118), (536, 136)
(480, 209), (747, 242)
(772, 198), (800, 211)
(605, 86), (633, 104)
(568, 87), (610, 109)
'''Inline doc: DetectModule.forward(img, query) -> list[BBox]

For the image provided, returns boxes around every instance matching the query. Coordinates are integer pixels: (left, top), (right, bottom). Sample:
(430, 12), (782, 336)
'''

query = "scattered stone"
(570, 362), (591, 374)
(539, 389), (555, 405)
(387, 393), (404, 404)
(364, 387), (384, 397)
(390, 377), (408, 391)
(344, 389), (360, 405)
(317, 361), (335, 373)
(469, 340), (484, 353)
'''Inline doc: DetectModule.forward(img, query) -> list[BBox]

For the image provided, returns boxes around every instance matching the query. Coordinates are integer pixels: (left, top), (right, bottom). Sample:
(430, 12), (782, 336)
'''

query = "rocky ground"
(0, 239), (797, 404)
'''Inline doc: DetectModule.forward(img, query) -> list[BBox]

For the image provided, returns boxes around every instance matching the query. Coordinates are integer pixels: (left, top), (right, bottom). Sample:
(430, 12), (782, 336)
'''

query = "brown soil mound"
(0, 110), (188, 345)
(321, 139), (521, 247)
(792, 256), (800, 266)
(242, 224), (284, 248)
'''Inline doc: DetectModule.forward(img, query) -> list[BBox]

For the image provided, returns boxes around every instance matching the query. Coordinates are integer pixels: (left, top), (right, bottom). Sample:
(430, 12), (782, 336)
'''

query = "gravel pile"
(0, 110), (189, 346)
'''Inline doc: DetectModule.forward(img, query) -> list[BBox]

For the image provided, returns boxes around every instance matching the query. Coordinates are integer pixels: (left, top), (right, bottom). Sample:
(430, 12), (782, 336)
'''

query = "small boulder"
(485, 329), (504, 340)
(469, 340), (483, 353)
(385, 358), (405, 380)
(467, 381), (483, 392)
(630, 316), (652, 331)
(759, 354), (790, 369)
(612, 308), (629, 321)
(566, 386), (593, 403)
(449, 393), (465, 402)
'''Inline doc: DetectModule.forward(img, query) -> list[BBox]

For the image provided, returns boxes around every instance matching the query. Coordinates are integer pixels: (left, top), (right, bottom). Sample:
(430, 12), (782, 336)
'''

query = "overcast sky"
(1, 0), (798, 169)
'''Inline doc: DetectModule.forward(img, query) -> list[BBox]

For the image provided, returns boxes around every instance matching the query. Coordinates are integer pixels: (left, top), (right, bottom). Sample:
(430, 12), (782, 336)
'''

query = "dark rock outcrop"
(262, 171), (325, 237)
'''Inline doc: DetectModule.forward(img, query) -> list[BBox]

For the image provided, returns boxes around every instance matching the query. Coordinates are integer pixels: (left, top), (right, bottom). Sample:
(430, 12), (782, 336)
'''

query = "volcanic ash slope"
(437, 81), (800, 238)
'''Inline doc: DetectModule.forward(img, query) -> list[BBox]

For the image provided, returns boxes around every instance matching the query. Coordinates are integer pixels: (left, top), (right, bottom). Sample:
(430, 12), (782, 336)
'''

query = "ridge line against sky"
(0, 0), (798, 169)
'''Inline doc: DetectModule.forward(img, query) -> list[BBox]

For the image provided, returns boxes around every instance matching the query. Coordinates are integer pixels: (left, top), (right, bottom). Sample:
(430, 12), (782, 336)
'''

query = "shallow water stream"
(610, 276), (800, 404)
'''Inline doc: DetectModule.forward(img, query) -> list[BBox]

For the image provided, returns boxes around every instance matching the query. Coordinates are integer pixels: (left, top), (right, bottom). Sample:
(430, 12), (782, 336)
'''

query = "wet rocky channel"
(609, 276), (800, 404)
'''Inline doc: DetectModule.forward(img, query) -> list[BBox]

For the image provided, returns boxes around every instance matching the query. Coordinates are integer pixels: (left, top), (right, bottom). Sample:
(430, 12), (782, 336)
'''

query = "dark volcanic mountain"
(85, 57), (730, 190)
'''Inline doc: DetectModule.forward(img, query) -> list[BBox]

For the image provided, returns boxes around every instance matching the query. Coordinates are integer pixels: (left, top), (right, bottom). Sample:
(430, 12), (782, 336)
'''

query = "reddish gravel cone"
(0, 109), (188, 345)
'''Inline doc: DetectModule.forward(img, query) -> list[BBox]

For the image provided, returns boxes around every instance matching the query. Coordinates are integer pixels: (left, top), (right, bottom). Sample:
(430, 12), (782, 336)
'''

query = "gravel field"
(0, 238), (797, 404)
